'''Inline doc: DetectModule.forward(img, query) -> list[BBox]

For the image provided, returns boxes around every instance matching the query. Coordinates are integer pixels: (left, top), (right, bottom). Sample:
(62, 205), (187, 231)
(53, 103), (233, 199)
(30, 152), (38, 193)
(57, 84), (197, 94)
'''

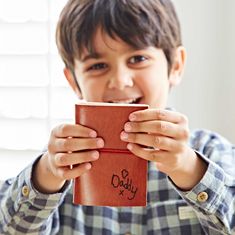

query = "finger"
(121, 132), (184, 152)
(126, 143), (189, 175)
(54, 151), (99, 167)
(52, 124), (97, 138)
(124, 121), (189, 139)
(126, 143), (177, 164)
(129, 109), (188, 124)
(48, 137), (104, 153)
(126, 143), (165, 162)
(56, 163), (92, 180)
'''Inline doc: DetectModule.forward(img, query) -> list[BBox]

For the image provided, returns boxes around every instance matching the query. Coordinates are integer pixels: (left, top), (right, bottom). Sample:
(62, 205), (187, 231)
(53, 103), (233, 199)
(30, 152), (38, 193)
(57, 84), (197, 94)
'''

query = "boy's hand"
(33, 124), (104, 194)
(120, 109), (207, 190)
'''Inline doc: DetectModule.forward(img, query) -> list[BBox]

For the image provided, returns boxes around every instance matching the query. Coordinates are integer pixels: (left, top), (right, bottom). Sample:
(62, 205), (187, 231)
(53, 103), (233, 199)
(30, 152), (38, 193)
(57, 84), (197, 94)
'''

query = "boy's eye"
(129, 55), (147, 64)
(87, 63), (107, 71)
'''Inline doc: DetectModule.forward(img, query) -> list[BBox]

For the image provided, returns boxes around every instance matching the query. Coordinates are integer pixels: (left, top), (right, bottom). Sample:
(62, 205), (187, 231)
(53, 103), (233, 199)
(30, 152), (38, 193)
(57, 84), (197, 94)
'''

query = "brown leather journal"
(73, 102), (149, 206)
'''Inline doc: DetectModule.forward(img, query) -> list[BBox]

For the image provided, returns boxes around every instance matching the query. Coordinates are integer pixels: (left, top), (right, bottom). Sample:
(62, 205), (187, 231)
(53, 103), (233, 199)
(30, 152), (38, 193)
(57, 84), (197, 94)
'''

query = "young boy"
(0, 0), (235, 234)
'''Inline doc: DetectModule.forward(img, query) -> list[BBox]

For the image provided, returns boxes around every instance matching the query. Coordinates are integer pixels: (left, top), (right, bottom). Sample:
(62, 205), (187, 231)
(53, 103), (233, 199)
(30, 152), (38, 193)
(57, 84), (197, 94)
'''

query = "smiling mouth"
(107, 97), (142, 104)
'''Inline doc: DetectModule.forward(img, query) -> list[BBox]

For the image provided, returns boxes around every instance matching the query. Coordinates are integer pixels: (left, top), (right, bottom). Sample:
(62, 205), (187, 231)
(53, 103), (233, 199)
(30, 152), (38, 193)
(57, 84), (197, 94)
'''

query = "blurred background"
(0, 0), (234, 179)
(170, 0), (235, 141)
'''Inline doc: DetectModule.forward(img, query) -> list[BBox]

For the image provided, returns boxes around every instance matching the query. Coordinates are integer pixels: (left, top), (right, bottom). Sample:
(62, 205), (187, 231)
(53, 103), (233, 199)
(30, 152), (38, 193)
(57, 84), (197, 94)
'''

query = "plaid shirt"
(0, 129), (235, 235)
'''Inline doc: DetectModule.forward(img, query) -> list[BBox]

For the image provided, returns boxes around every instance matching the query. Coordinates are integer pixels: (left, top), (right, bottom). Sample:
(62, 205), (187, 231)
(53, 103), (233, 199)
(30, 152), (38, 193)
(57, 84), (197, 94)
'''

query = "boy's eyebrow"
(81, 52), (102, 62)
(80, 47), (149, 62)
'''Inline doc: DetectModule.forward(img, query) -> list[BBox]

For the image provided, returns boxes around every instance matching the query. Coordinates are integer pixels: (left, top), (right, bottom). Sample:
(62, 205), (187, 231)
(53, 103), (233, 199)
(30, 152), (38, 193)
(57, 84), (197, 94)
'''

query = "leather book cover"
(73, 102), (148, 206)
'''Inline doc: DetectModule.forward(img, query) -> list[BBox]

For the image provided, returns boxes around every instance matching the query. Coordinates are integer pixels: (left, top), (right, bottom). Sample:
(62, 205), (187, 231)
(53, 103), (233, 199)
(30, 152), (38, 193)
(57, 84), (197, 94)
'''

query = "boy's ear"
(63, 68), (82, 99)
(168, 46), (187, 87)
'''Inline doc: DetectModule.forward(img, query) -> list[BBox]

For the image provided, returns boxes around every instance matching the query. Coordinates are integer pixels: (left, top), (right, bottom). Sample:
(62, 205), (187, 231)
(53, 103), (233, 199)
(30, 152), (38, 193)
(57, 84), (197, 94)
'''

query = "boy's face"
(65, 29), (185, 109)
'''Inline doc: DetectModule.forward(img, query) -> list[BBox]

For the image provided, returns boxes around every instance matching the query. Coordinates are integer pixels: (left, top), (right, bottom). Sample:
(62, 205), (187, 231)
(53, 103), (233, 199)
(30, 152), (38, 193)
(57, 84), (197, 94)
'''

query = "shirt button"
(22, 185), (30, 197)
(197, 191), (208, 202)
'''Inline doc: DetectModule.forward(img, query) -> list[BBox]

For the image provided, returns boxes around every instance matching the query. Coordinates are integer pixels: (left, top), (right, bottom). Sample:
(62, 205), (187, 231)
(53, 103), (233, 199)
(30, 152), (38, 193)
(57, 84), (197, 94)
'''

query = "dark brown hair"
(56, 0), (182, 74)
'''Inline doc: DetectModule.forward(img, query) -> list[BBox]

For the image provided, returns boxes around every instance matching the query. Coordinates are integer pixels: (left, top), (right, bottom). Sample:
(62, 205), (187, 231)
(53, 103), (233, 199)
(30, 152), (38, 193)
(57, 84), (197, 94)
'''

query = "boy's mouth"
(107, 97), (142, 104)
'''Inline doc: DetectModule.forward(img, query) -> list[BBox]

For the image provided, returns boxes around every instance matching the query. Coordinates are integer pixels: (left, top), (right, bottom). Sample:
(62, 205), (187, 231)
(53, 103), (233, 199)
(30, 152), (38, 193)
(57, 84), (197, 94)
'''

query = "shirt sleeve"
(0, 155), (71, 235)
(170, 130), (235, 234)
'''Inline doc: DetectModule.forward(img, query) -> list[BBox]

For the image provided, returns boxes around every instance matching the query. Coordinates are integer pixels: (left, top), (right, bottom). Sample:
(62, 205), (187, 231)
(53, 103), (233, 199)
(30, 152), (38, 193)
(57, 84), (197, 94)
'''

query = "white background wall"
(169, 0), (235, 143)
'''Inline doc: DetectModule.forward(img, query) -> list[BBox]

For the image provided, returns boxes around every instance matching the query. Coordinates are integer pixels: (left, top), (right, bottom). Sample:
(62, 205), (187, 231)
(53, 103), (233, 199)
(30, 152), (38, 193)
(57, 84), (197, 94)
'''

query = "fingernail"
(97, 138), (104, 148)
(85, 163), (92, 170)
(129, 114), (136, 121)
(124, 122), (131, 132)
(89, 131), (97, 138)
(91, 151), (99, 159)
(127, 143), (133, 150)
(120, 131), (128, 140)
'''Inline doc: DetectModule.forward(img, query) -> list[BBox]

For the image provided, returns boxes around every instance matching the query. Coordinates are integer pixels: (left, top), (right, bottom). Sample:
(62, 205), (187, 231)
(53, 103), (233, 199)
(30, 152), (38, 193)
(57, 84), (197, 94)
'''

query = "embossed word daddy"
(111, 169), (138, 200)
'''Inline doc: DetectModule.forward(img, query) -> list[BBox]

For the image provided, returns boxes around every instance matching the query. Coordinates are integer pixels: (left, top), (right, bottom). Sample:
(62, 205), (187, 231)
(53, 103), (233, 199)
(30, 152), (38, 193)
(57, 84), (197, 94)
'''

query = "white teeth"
(110, 98), (138, 104)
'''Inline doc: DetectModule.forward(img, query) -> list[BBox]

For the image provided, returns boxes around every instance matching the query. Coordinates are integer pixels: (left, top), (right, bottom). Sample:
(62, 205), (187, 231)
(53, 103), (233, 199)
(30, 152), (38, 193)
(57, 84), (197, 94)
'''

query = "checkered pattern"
(0, 129), (235, 234)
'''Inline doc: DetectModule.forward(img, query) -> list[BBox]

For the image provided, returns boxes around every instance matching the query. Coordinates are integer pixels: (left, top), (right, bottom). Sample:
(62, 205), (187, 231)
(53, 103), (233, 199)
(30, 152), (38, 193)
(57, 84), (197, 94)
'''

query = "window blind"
(0, 0), (76, 179)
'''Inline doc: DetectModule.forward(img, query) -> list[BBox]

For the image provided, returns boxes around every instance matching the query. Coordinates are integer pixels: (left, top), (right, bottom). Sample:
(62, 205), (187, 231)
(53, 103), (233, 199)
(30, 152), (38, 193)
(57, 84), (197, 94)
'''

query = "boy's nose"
(108, 66), (134, 90)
